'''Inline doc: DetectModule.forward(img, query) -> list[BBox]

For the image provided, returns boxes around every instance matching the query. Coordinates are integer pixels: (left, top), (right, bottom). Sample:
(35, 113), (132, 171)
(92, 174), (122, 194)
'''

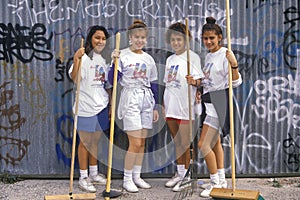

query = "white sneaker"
(200, 182), (221, 198)
(165, 173), (182, 188)
(89, 173), (106, 185)
(220, 180), (227, 188)
(79, 177), (96, 193)
(133, 178), (151, 189)
(200, 180), (227, 189)
(123, 180), (139, 193)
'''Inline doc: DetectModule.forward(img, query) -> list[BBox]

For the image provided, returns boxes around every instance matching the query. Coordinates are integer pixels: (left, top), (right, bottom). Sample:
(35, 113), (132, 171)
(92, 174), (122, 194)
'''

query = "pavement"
(1, 177), (300, 200)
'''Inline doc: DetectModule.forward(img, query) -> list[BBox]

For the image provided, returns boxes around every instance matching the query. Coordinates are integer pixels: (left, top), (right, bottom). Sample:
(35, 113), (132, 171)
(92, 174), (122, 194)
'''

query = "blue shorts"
(77, 107), (109, 132)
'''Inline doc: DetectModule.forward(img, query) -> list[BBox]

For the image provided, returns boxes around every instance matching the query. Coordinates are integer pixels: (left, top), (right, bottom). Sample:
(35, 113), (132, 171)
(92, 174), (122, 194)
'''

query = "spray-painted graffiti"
(0, 23), (53, 64)
(283, 6), (300, 69)
(0, 135), (30, 165)
(283, 133), (300, 171)
(0, 81), (26, 132)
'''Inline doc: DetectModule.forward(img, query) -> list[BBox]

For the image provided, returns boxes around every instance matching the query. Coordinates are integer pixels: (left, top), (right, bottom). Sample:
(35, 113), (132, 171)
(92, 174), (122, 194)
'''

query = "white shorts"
(118, 87), (154, 131)
(203, 115), (219, 130)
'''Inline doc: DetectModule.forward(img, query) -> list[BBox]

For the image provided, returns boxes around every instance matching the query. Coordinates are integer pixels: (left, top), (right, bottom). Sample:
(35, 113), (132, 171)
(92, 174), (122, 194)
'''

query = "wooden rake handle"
(185, 18), (193, 143)
(105, 32), (120, 200)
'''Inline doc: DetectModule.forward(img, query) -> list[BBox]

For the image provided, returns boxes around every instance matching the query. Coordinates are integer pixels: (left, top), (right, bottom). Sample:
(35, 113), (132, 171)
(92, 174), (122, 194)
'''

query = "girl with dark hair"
(69, 25), (112, 193)
(109, 19), (159, 193)
(198, 17), (242, 198)
(163, 22), (204, 192)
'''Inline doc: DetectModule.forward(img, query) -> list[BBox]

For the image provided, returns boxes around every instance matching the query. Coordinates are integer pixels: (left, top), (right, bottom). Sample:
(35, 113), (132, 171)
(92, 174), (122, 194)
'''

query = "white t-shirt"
(118, 48), (158, 88)
(69, 53), (110, 117)
(163, 50), (204, 120)
(202, 47), (242, 117)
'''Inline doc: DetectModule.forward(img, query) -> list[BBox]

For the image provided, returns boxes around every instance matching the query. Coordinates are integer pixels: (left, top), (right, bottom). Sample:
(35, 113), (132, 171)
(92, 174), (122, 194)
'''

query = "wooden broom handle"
(226, 0), (236, 192)
(69, 38), (84, 196)
(105, 32), (120, 200)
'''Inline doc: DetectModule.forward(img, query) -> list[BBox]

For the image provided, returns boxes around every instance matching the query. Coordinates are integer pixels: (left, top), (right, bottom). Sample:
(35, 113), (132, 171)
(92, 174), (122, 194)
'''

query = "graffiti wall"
(0, 0), (299, 177)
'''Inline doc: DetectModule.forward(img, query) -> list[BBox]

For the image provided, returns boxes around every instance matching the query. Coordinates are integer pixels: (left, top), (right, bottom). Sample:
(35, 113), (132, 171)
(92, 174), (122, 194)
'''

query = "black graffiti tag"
(0, 23), (53, 64)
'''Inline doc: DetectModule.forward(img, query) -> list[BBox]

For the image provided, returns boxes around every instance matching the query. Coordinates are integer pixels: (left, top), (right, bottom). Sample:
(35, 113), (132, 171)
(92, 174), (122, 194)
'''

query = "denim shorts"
(77, 107), (109, 132)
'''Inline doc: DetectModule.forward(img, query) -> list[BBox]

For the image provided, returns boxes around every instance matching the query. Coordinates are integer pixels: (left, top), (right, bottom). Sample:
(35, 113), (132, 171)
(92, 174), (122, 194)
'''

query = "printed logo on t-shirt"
(93, 64), (105, 86)
(167, 65), (180, 88)
(132, 63), (147, 79)
(202, 63), (213, 87)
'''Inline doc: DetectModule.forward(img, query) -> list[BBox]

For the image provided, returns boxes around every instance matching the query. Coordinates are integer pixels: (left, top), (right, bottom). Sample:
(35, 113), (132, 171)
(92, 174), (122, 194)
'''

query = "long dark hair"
(85, 25), (111, 63)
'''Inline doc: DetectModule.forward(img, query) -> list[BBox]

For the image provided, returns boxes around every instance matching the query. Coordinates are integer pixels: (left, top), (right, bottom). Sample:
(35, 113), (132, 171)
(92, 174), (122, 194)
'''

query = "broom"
(102, 32), (122, 200)
(45, 40), (96, 200)
(173, 18), (197, 200)
(210, 0), (262, 199)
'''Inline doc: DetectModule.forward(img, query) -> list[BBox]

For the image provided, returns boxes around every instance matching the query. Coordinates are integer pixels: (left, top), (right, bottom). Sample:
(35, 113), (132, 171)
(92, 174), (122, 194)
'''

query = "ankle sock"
(210, 173), (219, 185)
(89, 165), (98, 177)
(132, 165), (142, 180)
(218, 168), (226, 183)
(79, 169), (88, 180)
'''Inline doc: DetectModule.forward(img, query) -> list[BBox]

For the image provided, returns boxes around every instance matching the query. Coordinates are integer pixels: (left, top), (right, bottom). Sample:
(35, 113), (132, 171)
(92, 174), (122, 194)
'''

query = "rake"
(210, 1), (263, 199)
(45, 40), (96, 200)
(173, 18), (198, 200)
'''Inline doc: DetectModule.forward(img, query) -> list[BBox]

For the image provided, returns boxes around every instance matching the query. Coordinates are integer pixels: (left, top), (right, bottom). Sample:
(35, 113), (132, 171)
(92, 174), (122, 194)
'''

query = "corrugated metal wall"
(0, 0), (299, 177)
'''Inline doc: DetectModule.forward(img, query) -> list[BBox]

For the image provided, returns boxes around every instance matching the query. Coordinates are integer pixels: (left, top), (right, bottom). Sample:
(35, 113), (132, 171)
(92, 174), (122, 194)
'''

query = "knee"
(198, 140), (212, 157)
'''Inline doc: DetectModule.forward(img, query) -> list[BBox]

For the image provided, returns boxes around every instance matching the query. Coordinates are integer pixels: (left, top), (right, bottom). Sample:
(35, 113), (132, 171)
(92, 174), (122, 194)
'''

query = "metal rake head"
(173, 179), (197, 200)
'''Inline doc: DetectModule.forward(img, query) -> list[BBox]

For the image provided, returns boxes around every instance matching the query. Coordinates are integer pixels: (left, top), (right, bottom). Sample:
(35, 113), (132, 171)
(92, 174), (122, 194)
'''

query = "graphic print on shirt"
(132, 63), (147, 79)
(92, 64), (105, 87)
(202, 62), (214, 87)
(167, 65), (180, 88)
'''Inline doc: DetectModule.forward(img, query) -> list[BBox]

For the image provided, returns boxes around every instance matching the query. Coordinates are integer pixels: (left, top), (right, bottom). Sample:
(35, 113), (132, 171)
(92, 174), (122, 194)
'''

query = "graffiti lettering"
(252, 75), (300, 130)
(0, 82), (26, 132)
(283, 134), (300, 171)
(0, 23), (53, 64)
(283, 6), (300, 69)
(0, 136), (30, 166)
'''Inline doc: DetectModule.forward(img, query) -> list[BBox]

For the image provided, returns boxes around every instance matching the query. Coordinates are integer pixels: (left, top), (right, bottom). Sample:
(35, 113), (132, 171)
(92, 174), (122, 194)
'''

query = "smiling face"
(170, 33), (186, 55)
(91, 30), (107, 54)
(129, 28), (147, 53)
(202, 30), (222, 53)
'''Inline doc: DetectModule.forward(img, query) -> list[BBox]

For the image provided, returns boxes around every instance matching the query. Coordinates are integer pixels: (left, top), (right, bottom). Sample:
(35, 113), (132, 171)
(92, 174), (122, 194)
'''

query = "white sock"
(218, 168), (226, 182)
(132, 165), (142, 180)
(89, 165), (98, 177)
(210, 173), (219, 185)
(124, 169), (133, 182)
(79, 169), (88, 180)
(177, 165), (185, 178)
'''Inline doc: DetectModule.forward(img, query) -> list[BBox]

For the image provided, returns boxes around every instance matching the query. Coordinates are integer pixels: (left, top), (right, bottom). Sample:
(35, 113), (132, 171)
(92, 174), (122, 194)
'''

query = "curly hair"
(165, 22), (192, 44)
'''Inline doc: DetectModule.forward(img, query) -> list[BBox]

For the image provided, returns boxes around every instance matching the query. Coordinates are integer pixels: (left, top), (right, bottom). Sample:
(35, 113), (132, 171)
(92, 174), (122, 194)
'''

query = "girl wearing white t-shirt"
(163, 22), (204, 192)
(109, 20), (159, 193)
(69, 26), (112, 193)
(198, 17), (242, 198)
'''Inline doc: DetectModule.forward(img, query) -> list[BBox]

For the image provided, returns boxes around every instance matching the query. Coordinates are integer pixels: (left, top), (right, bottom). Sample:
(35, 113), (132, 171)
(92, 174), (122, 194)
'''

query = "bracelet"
(231, 66), (238, 69)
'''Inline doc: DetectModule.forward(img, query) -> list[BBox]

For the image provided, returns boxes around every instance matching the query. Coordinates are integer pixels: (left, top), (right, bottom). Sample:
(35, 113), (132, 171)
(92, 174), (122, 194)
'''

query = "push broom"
(174, 18), (197, 200)
(102, 32), (122, 200)
(210, 1), (263, 199)
(45, 39), (96, 200)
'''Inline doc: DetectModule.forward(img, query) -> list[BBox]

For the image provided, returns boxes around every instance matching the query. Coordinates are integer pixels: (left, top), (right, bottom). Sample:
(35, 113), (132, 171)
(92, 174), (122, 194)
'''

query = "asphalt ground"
(1, 177), (300, 199)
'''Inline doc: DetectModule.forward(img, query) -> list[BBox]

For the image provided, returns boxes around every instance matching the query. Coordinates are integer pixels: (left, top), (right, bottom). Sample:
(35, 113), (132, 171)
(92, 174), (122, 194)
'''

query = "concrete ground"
(1, 177), (300, 200)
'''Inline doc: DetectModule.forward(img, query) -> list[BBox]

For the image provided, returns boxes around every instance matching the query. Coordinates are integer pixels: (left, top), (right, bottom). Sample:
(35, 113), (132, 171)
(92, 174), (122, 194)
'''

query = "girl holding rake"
(163, 22), (204, 192)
